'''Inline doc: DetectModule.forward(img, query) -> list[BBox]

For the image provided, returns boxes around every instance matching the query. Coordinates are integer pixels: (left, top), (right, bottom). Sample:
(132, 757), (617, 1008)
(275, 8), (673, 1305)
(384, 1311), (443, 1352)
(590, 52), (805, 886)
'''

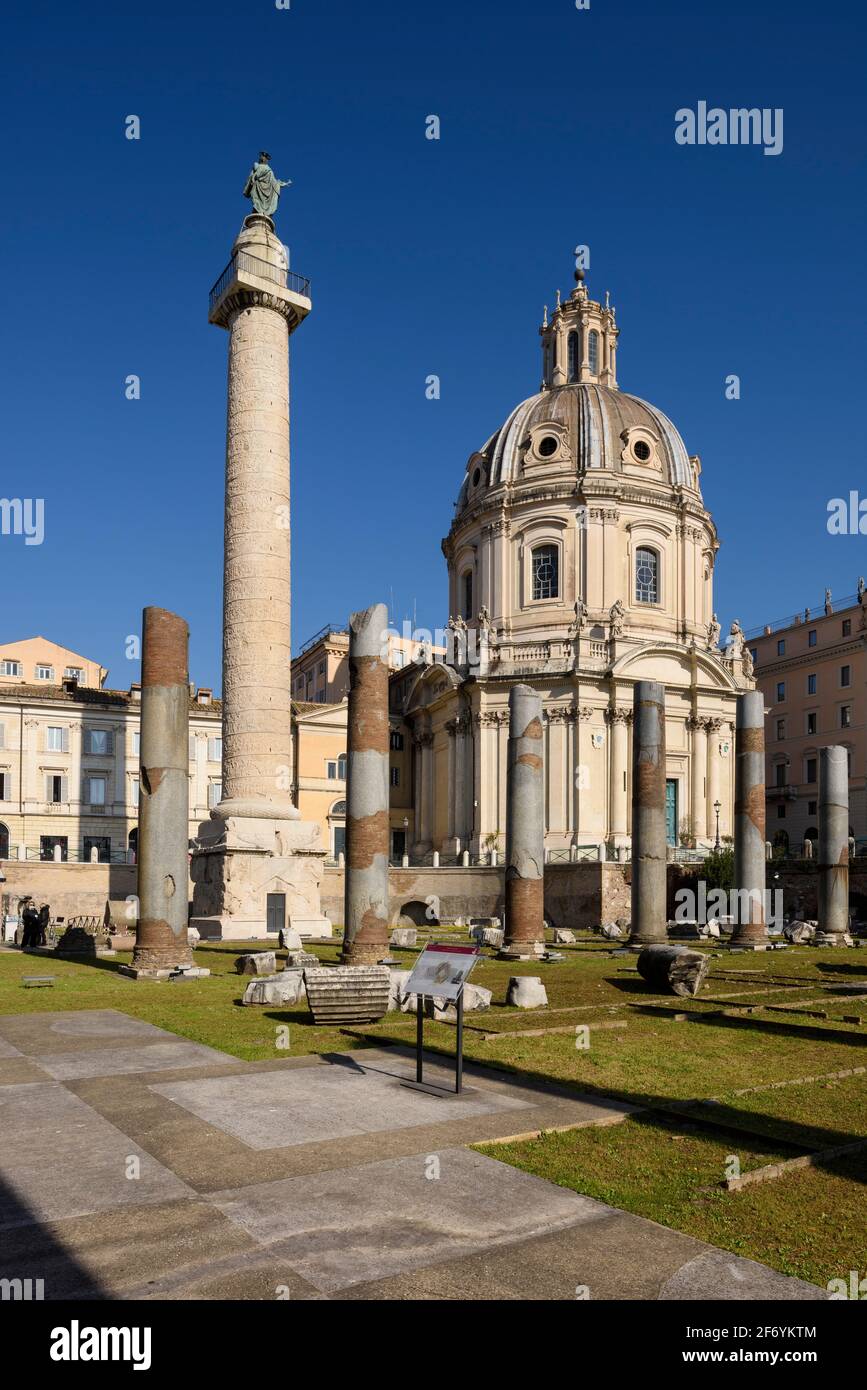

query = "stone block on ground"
(187, 927), (201, 947)
(242, 970), (306, 1007)
(304, 965), (391, 1024)
(783, 920), (816, 944)
(553, 929), (576, 944)
(470, 925), (504, 948)
(507, 976), (549, 1009)
(235, 951), (277, 976)
(431, 983), (493, 1021)
(279, 927), (303, 951)
(284, 949), (319, 968)
(390, 927), (418, 949)
(599, 922), (623, 939)
(637, 944), (709, 997)
(387, 969), (413, 1012)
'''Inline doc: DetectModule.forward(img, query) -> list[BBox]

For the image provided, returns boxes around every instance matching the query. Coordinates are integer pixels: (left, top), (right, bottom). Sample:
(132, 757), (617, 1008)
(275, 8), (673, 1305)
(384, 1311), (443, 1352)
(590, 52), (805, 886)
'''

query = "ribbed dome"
(456, 382), (695, 510)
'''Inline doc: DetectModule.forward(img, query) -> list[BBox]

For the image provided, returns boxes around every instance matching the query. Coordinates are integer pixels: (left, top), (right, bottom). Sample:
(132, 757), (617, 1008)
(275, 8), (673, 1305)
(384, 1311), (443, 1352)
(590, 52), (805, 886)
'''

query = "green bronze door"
(665, 779), (678, 847)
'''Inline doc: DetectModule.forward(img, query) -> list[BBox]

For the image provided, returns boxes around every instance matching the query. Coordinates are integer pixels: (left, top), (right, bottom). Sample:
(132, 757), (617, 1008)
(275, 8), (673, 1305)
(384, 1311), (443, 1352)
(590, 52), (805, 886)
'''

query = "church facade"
(393, 267), (754, 857)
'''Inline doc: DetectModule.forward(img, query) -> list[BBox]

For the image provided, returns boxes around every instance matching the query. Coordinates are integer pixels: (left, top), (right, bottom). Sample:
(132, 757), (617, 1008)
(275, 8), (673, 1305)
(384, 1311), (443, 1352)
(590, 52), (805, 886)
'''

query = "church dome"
(456, 381), (696, 510)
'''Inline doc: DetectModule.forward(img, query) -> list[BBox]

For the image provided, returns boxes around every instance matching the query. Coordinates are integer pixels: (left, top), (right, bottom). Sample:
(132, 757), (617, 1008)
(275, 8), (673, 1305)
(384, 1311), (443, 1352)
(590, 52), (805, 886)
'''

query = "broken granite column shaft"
(816, 745), (849, 945)
(629, 680), (668, 946)
(131, 607), (193, 973)
(501, 684), (545, 959)
(342, 603), (390, 965)
(731, 690), (767, 947)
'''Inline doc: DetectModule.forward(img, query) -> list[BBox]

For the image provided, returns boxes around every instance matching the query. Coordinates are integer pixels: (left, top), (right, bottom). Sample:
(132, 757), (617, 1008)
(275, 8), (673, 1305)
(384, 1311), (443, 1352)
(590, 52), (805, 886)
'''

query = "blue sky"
(1, 0), (864, 688)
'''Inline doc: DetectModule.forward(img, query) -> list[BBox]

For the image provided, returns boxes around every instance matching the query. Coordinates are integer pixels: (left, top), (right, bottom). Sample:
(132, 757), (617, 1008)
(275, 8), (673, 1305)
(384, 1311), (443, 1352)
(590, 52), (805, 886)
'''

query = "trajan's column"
(191, 154), (330, 940)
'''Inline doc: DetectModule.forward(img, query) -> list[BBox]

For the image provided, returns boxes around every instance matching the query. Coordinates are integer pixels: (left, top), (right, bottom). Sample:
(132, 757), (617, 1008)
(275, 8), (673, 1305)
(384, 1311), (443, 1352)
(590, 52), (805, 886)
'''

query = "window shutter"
(46, 774), (53, 801)
(61, 775), (68, 803)
(0, 772), (7, 800)
(106, 730), (114, 755)
(61, 726), (70, 753)
(189, 734), (196, 761)
(0, 723), (5, 750)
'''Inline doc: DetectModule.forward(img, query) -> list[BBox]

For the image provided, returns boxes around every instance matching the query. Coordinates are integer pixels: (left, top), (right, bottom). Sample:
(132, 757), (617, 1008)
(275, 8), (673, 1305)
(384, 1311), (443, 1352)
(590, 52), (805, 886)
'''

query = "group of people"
(19, 899), (51, 948)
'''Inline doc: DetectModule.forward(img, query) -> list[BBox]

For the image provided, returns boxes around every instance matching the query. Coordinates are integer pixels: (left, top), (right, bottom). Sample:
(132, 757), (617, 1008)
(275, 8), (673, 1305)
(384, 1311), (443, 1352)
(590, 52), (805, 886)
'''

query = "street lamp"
(713, 799), (721, 852)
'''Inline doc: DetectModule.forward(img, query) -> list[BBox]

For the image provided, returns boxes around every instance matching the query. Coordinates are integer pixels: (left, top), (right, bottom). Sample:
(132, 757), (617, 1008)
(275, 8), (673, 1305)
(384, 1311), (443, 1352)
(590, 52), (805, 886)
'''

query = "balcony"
(208, 250), (311, 329)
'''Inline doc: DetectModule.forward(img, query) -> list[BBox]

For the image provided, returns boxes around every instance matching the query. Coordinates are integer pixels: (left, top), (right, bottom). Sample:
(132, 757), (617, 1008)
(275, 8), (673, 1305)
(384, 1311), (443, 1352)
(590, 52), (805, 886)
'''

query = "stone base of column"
(127, 922), (191, 978)
(812, 932), (853, 948)
(497, 942), (546, 961)
(190, 814), (331, 942)
(726, 941), (770, 951)
(342, 940), (389, 966)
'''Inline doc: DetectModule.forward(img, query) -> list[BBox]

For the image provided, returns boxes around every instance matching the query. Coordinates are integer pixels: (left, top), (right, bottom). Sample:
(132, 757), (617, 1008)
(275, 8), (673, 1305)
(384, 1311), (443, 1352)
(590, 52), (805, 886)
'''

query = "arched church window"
(588, 330), (599, 375)
(635, 547), (659, 605)
(567, 331), (579, 382)
(0, 822), (8, 859)
(462, 570), (473, 619)
(532, 545), (559, 601)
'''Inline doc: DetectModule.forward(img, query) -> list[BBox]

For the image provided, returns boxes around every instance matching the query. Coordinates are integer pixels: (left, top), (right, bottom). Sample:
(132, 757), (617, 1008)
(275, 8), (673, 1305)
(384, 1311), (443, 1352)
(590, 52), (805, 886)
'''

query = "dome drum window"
(635, 546), (660, 605)
(531, 544), (560, 601)
(526, 423), (569, 469)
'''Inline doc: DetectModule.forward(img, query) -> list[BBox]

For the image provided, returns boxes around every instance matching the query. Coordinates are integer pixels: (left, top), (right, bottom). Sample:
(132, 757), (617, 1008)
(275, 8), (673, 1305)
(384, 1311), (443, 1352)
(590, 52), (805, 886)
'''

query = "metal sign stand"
(402, 987), (468, 1098)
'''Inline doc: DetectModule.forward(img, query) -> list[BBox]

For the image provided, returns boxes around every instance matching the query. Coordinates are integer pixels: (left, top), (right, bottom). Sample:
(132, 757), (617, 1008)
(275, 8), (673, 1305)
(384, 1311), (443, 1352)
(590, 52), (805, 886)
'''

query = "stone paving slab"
(332, 1201), (826, 1302)
(151, 1060), (533, 1150)
(208, 1146), (610, 1292)
(0, 1008), (223, 1057)
(0, 1082), (193, 1227)
(37, 1039), (241, 1080)
(0, 1036), (24, 1058)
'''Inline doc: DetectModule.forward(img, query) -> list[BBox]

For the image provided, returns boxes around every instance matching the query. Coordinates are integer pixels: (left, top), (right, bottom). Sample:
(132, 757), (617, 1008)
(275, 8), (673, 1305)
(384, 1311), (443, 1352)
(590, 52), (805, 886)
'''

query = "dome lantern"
(540, 266), (618, 390)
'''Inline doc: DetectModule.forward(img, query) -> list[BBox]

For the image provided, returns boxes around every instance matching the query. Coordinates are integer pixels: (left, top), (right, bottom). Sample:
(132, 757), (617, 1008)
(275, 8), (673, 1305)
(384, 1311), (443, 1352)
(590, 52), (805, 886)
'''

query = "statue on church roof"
(243, 152), (292, 218)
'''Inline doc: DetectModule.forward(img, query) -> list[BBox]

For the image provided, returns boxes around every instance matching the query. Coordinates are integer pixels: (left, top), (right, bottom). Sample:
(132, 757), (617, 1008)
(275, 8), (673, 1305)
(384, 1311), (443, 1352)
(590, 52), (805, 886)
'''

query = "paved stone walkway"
(0, 1009), (826, 1300)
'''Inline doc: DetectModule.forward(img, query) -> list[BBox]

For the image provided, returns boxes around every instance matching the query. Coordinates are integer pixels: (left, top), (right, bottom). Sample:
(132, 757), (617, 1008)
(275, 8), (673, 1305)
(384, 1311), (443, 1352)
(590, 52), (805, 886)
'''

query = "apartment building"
(291, 624), (445, 704)
(749, 588), (866, 852)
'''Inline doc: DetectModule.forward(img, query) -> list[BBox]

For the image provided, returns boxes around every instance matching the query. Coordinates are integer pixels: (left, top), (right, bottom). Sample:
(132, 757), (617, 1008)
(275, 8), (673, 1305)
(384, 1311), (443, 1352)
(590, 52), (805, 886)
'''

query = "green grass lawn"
(1, 933), (865, 1285)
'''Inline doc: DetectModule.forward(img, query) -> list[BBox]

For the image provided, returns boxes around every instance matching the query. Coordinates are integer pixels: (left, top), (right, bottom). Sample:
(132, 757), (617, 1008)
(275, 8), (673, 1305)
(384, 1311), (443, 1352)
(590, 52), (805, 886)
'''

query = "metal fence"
(209, 250), (310, 312)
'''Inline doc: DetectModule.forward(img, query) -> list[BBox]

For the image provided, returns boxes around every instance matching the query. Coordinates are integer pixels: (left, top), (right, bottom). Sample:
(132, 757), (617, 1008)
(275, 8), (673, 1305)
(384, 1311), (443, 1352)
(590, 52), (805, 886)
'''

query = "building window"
(87, 777), (106, 806)
(46, 774), (66, 804)
(390, 766), (400, 787)
(750, 648), (758, 667)
(777, 804), (786, 819)
(326, 755), (347, 781)
(208, 737), (222, 762)
(0, 822), (8, 857)
(777, 639), (786, 656)
(776, 719), (785, 740)
(64, 666), (84, 681)
(635, 547), (659, 605)
(462, 570), (473, 619)
(808, 800), (817, 816)
(841, 705), (852, 728)
(83, 836), (111, 863)
(806, 712), (816, 735)
(588, 330), (599, 374)
(131, 778), (139, 808)
(806, 758), (817, 784)
(36, 664), (54, 680)
(841, 664), (851, 687)
(807, 674), (817, 695)
(567, 331), (579, 382)
(0, 773), (9, 801)
(531, 545), (559, 601)
(1, 660), (22, 677)
(84, 728), (112, 755)
(775, 764), (786, 787)
(847, 749), (852, 776)
(808, 630), (817, 647)
(390, 730), (404, 751)
(46, 726), (66, 752)
(208, 781), (222, 809)
(776, 681), (786, 702)
(842, 619), (851, 637)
